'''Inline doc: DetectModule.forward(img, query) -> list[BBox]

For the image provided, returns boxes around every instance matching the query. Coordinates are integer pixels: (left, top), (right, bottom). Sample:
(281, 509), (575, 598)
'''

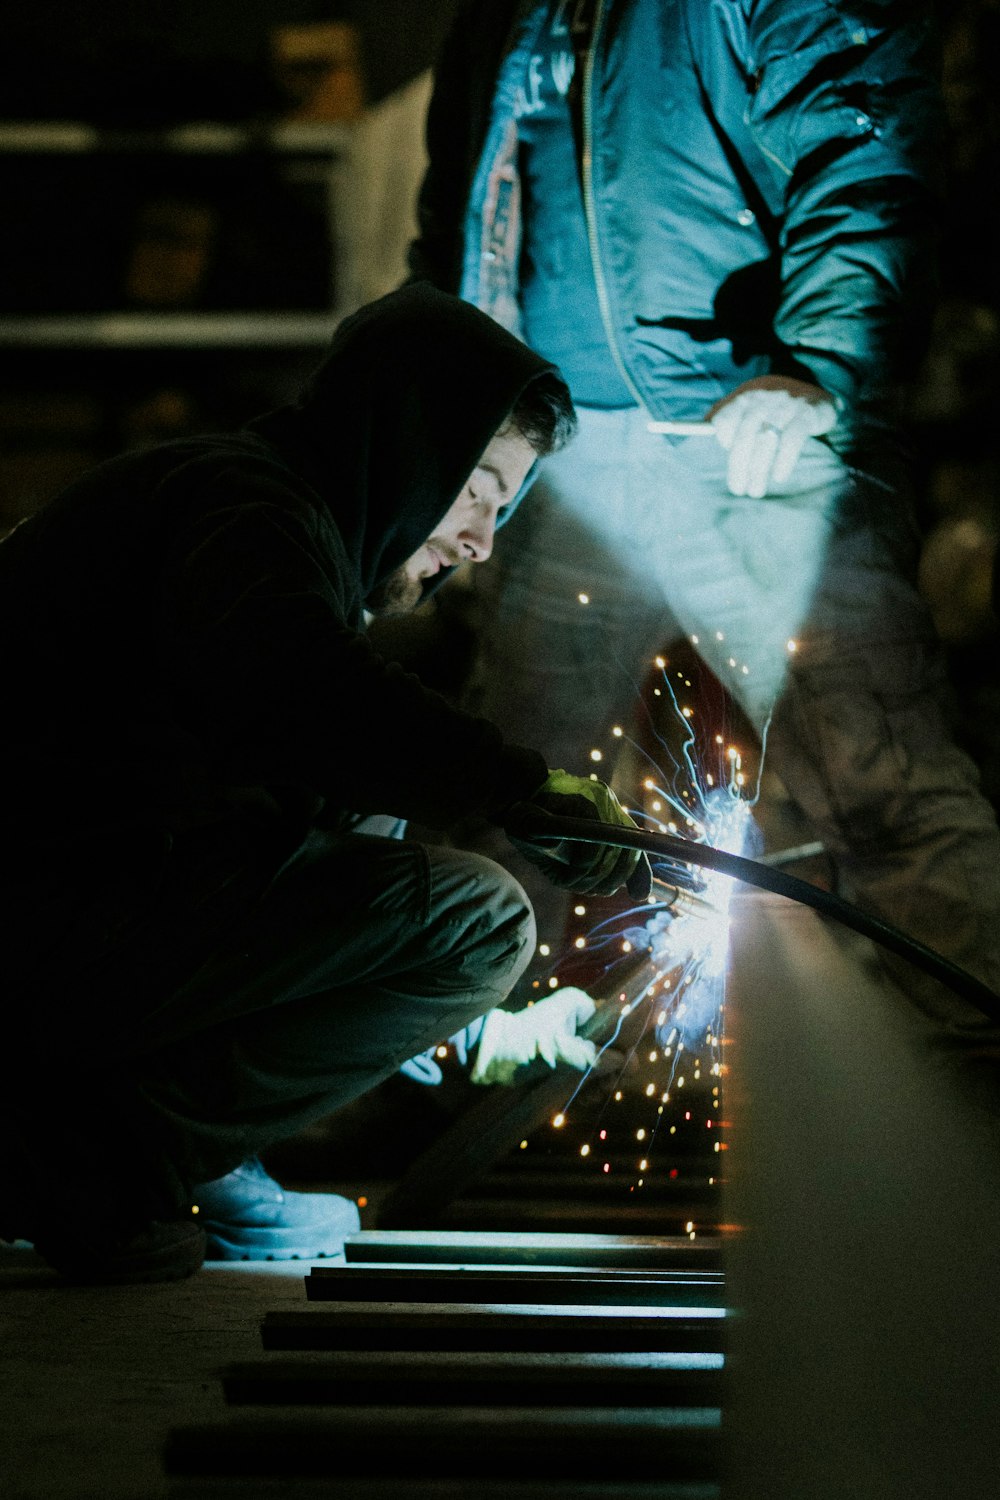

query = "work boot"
(192, 1157), (360, 1261)
(32, 1218), (206, 1285)
(2, 1118), (205, 1284)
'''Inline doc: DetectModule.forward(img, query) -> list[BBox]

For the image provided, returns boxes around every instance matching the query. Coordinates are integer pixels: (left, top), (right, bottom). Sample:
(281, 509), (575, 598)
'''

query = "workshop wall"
(0, 1), (462, 119)
(0, 1), (997, 734)
(0, 1), (460, 536)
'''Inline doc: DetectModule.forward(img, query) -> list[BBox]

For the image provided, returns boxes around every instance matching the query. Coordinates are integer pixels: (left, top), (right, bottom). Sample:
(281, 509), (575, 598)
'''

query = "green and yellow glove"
(471, 987), (598, 1086)
(505, 769), (652, 899)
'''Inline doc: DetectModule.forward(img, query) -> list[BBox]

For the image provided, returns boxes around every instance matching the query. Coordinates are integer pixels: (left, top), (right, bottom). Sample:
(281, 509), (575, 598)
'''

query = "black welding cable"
(503, 807), (1000, 1024)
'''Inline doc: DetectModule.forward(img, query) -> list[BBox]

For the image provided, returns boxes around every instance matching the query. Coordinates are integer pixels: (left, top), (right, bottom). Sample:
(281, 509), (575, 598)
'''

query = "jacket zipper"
(580, 0), (647, 409)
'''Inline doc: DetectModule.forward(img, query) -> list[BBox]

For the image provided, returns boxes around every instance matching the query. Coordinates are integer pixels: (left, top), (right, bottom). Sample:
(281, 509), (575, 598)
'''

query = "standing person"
(408, 0), (1000, 1041)
(0, 284), (648, 1283)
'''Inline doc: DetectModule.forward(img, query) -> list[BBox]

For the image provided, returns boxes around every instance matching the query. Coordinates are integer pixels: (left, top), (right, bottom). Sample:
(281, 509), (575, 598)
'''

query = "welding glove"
(505, 770), (652, 899)
(471, 987), (598, 1086)
(709, 377), (837, 498)
(399, 1016), (486, 1085)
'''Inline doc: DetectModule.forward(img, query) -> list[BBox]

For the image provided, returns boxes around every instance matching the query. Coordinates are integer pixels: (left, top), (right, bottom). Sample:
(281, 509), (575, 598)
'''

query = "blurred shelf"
(0, 120), (352, 154)
(0, 119), (357, 353)
(0, 312), (342, 348)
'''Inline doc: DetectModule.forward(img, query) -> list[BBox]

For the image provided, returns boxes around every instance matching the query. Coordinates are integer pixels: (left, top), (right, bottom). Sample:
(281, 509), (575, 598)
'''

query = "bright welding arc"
(503, 807), (1000, 1022)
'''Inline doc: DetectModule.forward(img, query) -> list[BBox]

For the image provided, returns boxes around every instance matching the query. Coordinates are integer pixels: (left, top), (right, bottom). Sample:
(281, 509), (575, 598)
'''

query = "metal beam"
(723, 890), (1000, 1500)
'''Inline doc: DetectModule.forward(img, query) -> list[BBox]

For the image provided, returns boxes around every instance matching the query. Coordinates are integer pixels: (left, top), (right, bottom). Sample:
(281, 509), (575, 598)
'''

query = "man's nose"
(460, 516), (495, 562)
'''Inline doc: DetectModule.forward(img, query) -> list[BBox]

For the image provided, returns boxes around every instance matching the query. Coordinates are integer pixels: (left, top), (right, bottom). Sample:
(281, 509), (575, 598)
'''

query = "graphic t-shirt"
(517, 0), (636, 408)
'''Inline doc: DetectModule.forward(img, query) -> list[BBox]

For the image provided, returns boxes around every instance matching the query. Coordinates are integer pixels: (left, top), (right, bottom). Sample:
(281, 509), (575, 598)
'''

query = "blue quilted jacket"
(409, 0), (940, 439)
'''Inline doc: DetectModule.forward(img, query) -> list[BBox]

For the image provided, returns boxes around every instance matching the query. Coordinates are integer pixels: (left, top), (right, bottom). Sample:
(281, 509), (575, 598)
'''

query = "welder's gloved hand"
(399, 1016), (487, 1086)
(708, 376), (837, 498)
(471, 988), (598, 1086)
(505, 770), (652, 899)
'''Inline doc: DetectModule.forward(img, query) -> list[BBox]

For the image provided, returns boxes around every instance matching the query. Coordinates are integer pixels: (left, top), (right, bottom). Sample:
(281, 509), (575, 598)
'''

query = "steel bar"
(305, 1266), (724, 1308)
(427, 1200), (715, 1235)
(463, 1168), (714, 1193)
(343, 1231), (722, 1270)
(168, 1482), (719, 1499)
(260, 1305), (725, 1354)
(163, 1409), (721, 1482)
(222, 1350), (723, 1407)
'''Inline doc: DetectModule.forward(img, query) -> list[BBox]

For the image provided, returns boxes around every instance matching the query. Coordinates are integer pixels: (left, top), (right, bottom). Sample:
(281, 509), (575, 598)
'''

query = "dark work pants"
(3, 831), (535, 1236)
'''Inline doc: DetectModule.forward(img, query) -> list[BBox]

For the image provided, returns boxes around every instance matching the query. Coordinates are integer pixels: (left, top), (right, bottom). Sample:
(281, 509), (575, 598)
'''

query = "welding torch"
(503, 805), (1000, 1024)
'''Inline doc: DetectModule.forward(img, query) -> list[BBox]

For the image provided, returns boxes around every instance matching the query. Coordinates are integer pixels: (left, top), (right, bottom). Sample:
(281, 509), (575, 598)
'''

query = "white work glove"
(470, 987), (597, 1087)
(400, 1016), (485, 1086)
(709, 376), (837, 498)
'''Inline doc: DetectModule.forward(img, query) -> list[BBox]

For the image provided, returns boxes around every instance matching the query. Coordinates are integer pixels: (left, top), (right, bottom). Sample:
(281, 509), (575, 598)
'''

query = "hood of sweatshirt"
(247, 283), (564, 604)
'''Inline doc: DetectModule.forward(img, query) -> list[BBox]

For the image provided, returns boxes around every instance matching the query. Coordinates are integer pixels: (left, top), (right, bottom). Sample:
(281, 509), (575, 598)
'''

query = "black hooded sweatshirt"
(0, 286), (553, 900)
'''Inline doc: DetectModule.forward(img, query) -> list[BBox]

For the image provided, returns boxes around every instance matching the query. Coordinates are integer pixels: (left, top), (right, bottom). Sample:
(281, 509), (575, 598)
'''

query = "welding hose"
(503, 807), (1000, 1024)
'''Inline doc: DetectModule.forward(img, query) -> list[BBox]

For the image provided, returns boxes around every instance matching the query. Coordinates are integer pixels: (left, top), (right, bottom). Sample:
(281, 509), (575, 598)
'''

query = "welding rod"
(646, 420), (716, 436)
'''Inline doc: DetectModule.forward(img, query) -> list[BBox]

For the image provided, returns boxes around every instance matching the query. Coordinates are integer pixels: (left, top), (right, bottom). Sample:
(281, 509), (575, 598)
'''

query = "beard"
(366, 537), (462, 618)
(365, 563), (425, 617)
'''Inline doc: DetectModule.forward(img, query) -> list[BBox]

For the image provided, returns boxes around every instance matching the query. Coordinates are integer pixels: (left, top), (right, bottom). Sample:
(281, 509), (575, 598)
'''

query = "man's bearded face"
(367, 425), (536, 616)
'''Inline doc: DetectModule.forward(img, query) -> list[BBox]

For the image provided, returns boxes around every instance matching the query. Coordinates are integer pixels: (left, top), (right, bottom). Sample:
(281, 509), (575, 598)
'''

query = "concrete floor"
(1, 1245), (318, 1499)
(4, 893), (998, 1499)
(0, 1238), (720, 1500)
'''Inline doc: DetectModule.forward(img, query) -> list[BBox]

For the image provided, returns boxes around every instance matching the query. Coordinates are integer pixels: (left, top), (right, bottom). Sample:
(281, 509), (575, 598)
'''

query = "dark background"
(0, 0), (998, 802)
(0, 2), (462, 529)
(0, 1), (996, 493)
(0, 0), (997, 1199)
(0, 0), (463, 118)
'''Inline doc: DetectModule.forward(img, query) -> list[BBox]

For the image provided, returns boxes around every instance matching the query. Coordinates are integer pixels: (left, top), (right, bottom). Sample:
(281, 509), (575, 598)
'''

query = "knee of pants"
(428, 846), (537, 994)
